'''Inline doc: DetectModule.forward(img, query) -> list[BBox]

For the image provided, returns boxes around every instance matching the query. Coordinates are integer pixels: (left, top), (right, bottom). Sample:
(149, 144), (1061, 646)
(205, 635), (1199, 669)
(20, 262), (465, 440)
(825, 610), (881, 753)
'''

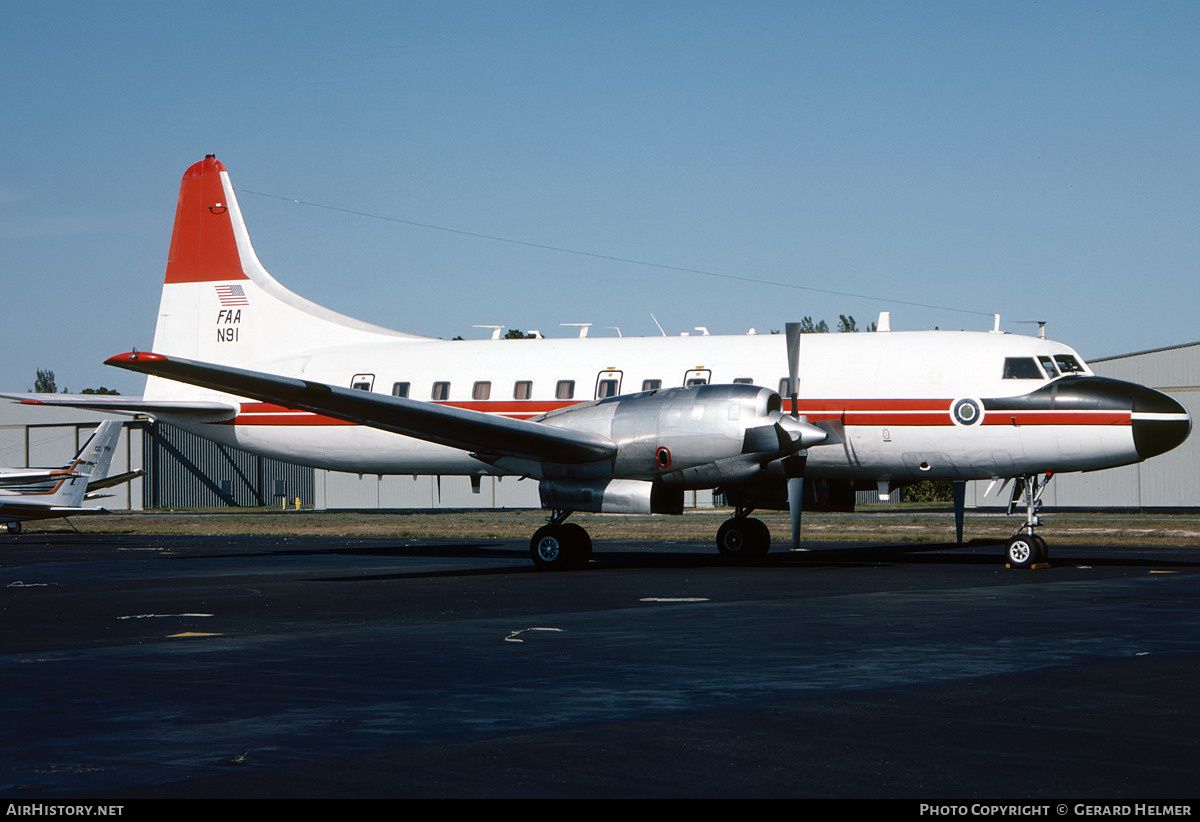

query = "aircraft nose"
(1130, 387), (1191, 460)
(1041, 374), (1190, 458)
(1057, 377), (1191, 460)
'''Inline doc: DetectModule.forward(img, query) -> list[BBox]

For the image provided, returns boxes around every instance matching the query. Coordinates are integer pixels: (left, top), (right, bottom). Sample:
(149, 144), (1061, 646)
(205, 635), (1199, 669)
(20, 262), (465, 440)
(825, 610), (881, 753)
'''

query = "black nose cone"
(1039, 376), (1191, 460)
(1131, 390), (1191, 460)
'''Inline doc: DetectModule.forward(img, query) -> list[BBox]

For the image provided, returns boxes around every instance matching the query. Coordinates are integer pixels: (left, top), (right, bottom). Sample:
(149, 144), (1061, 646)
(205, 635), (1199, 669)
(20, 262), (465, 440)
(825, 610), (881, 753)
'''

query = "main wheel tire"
(1005, 534), (1045, 569)
(558, 523), (592, 569)
(716, 517), (771, 561)
(1030, 534), (1049, 564)
(530, 523), (591, 570)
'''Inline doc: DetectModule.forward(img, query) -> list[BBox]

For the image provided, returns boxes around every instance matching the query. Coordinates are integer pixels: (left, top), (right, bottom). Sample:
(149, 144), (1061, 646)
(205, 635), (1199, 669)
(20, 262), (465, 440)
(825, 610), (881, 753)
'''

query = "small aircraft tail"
(0, 420), (124, 521)
(47, 420), (124, 507)
(144, 155), (427, 402)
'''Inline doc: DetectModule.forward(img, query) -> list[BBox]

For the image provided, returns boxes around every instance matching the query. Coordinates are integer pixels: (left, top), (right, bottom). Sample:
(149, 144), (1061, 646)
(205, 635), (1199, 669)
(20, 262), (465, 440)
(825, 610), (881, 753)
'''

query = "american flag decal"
(215, 284), (249, 306)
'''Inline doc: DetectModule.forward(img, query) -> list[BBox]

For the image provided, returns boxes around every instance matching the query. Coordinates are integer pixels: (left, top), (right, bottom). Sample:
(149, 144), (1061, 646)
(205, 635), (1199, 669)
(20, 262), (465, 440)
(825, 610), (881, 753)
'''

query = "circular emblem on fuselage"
(951, 398), (983, 426)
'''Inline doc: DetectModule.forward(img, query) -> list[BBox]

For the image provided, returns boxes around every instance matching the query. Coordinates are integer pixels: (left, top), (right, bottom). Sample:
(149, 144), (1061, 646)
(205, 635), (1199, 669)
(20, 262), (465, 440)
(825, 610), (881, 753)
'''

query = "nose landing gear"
(1005, 473), (1052, 569)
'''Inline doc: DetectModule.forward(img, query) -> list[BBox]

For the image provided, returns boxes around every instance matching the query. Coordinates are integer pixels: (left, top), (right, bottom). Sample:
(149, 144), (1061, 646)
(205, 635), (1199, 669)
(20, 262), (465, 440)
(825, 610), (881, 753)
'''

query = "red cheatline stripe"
(222, 400), (1133, 428)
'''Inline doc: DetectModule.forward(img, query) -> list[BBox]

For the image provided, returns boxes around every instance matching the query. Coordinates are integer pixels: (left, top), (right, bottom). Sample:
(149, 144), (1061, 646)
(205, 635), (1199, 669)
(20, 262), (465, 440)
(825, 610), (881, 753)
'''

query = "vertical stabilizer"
(146, 155), (427, 401)
(52, 420), (124, 507)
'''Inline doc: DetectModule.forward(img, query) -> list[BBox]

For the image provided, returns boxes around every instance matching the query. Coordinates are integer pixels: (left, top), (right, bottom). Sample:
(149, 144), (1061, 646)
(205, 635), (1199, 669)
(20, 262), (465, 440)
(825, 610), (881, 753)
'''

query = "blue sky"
(3, 1), (1198, 395)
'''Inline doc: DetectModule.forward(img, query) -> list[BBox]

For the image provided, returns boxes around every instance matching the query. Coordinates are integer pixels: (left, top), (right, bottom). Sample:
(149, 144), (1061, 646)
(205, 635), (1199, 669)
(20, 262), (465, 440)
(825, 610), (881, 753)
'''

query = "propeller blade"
(782, 453), (806, 551)
(952, 480), (966, 543)
(787, 475), (804, 551)
(784, 322), (802, 418)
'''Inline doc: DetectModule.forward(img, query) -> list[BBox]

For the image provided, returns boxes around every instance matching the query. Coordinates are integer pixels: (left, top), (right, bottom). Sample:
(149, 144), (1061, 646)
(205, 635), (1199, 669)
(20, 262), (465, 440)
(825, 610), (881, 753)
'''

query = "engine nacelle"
(537, 384), (826, 487)
(539, 478), (684, 514)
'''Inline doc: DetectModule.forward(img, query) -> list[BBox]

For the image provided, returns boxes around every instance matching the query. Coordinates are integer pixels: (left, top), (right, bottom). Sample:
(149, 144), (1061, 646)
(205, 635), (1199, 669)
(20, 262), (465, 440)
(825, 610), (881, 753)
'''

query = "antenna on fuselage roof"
(650, 314), (667, 336)
(561, 323), (591, 338)
(474, 325), (504, 340)
(1014, 320), (1048, 339)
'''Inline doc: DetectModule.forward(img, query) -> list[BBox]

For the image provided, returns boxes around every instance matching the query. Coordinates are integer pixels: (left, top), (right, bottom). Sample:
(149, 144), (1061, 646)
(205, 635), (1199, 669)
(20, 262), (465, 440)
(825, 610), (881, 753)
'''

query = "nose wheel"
(1005, 532), (1048, 569)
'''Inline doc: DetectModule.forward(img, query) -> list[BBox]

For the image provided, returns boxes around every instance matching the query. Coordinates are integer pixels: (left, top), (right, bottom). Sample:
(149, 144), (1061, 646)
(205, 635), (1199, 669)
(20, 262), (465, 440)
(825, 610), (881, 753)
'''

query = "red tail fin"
(164, 155), (247, 284)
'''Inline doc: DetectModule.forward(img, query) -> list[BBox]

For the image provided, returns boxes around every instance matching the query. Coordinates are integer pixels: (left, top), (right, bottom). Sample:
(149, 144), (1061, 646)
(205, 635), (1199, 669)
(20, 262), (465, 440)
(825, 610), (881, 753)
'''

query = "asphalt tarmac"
(1, 530), (1198, 799)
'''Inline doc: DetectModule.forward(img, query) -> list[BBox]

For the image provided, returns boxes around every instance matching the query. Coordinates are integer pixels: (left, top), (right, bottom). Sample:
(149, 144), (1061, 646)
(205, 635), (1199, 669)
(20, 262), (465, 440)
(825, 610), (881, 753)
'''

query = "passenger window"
(391, 382), (410, 398)
(597, 379), (619, 399)
(514, 380), (532, 400)
(473, 381), (491, 400)
(1003, 358), (1043, 379)
(431, 382), (450, 401)
(733, 377), (753, 385)
(556, 380), (575, 400)
(642, 379), (662, 391)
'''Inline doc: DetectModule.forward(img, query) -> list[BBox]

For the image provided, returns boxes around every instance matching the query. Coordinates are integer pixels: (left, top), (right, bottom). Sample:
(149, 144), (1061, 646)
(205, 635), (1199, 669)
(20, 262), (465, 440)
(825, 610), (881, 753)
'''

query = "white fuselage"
(153, 328), (1134, 485)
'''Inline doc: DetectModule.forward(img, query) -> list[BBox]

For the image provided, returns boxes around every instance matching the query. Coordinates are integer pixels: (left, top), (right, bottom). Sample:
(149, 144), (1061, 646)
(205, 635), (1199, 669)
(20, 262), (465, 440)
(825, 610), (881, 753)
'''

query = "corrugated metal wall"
(146, 422), (314, 508)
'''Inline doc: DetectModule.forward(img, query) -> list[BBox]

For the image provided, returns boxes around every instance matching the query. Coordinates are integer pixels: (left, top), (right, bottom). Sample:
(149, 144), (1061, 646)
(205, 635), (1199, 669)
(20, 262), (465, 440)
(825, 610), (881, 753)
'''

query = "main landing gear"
(1004, 473), (1052, 569)
(530, 510), (593, 570)
(529, 507), (775, 570)
(715, 508), (771, 561)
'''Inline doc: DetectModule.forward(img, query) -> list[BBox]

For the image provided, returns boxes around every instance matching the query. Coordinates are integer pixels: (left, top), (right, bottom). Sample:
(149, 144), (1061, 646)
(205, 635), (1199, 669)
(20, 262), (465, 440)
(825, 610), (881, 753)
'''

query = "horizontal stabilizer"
(88, 469), (145, 493)
(0, 469), (80, 488)
(3, 393), (236, 420)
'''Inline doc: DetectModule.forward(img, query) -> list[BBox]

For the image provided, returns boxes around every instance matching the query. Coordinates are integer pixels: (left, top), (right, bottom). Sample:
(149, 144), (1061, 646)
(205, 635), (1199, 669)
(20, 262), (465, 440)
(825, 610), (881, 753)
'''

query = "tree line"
(30, 369), (119, 395)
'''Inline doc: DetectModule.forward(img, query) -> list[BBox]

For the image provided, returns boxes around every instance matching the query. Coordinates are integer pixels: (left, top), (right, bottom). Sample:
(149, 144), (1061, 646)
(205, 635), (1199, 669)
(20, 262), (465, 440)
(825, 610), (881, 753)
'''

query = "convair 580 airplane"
(25, 156), (1192, 568)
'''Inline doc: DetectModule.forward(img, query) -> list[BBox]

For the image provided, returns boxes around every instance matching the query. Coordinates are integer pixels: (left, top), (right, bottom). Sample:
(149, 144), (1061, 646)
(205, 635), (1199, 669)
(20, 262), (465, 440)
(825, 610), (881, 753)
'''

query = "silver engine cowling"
(535, 384), (827, 513)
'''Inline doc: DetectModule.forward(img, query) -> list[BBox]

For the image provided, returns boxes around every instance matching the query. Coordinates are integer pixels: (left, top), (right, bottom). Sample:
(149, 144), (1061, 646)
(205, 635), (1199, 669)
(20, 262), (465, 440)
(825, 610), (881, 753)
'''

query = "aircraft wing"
(0, 502), (109, 520)
(105, 352), (617, 465)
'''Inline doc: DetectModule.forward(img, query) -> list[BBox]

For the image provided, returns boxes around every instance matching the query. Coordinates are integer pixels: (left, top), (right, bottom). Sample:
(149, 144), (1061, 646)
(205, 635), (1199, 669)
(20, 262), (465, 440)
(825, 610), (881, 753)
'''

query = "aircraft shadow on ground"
(300, 540), (1010, 581)
(15, 534), (1198, 579)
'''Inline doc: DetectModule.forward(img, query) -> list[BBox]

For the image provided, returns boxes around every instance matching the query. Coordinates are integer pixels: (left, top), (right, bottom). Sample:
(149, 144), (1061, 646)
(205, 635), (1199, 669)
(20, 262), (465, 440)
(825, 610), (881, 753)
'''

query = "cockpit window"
(1003, 357), (1044, 379)
(1038, 356), (1059, 377)
(1053, 354), (1086, 374)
